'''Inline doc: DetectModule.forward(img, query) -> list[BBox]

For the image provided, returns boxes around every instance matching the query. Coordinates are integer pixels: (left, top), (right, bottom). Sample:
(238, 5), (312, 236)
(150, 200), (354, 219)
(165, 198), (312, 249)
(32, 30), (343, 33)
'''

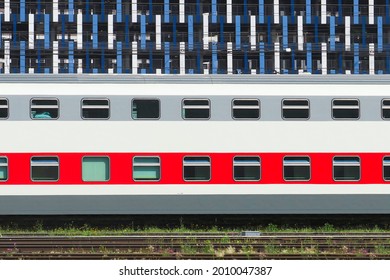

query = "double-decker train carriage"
(0, 75), (390, 214)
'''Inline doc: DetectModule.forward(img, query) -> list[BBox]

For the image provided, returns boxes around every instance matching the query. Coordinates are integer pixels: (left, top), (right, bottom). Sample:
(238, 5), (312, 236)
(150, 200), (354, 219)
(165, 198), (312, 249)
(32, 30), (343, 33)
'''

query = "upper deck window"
(333, 156), (360, 181)
(132, 99), (160, 120)
(0, 98), (9, 119)
(283, 156), (311, 181)
(382, 99), (390, 119)
(282, 99), (310, 119)
(232, 99), (260, 119)
(31, 98), (59, 119)
(332, 99), (360, 119)
(182, 99), (210, 119)
(0, 157), (8, 181)
(81, 99), (110, 119)
(31, 157), (59, 181)
(233, 156), (261, 181)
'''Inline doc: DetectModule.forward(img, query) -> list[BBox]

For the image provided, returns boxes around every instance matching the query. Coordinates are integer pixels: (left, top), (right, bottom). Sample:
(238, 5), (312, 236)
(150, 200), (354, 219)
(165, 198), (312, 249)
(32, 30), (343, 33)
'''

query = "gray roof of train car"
(0, 74), (389, 84)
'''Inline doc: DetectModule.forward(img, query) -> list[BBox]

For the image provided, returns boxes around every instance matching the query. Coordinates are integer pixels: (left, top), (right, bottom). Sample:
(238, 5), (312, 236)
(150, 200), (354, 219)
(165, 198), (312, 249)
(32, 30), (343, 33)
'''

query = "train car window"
(182, 99), (210, 119)
(132, 99), (160, 119)
(82, 157), (110, 181)
(232, 99), (260, 119)
(81, 99), (110, 119)
(183, 156), (211, 181)
(282, 99), (310, 119)
(383, 157), (390, 181)
(332, 99), (360, 119)
(0, 98), (9, 119)
(381, 99), (390, 119)
(283, 156), (311, 181)
(333, 156), (360, 181)
(133, 157), (160, 181)
(30, 98), (59, 119)
(0, 157), (8, 181)
(233, 156), (261, 181)
(31, 157), (59, 181)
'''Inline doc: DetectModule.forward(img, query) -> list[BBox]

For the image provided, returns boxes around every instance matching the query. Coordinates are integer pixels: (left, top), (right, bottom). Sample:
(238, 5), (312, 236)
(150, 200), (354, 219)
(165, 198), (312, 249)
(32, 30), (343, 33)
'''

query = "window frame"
(182, 98), (211, 120)
(131, 98), (161, 120)
(132, 156), (161, 181)
(81, 98), (110, 120)
(0, 98), (9, 120)
(0, 156), (8, 182)
(231, 98), (260, 120)
(183, 156), (211, 181)
(383, 156), (390, 181)
(233, 156), (261, 181)
(283, 156), (311, 181)
(381, 99), (390, 120)
(281, 98), (310, 120)
(30, 156), (59, 182)
(332, 156), (361, 181)
(331, 98), (360, 120)
(30, 98), (60, 120)
(81, 156), (110, 182)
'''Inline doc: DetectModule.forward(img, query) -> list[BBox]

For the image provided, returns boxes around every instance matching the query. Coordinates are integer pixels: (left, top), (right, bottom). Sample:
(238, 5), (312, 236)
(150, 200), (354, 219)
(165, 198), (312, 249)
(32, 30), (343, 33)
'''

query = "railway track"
(1, 234), (390, 259)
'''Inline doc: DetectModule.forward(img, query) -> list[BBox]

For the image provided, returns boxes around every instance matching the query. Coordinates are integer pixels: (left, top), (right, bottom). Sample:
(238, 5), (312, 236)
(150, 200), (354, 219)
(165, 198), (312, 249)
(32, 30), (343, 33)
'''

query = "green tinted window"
(82, 157), (110, 181)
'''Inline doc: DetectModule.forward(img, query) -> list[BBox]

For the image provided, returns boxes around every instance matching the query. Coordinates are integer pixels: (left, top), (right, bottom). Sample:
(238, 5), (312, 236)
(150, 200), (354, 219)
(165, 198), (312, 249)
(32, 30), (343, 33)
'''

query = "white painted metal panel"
(345, 16), (351, 51)
(274, 0), (279, 24)
(321, 0), (327, 24)
(227, 42), (233, 74)
(4, 0), (10, 22)
(132, 41), (138, 74)
(203, 13), (209, 50)
(156, 15), (162, 50)
(274, 42), (280, 73)
(226, 0), (232, 24)
(77, 11), (83, 49)
(369, 43), (375, 75)
(180, 42), (185, 74)
(321, 43), (327, 75)
(132, 0), (137, 23)
(77, 59), (83, 74)
(250, 15), (256, 50)
(297, 16), (303, 51)
(53, 0), (59, 22)
(28, 14), (34, 49)
(369, 0), (374, 24)
(108, 14), (114, 49)
(179, 0), (185, 23)
(53, 41), (59, 74)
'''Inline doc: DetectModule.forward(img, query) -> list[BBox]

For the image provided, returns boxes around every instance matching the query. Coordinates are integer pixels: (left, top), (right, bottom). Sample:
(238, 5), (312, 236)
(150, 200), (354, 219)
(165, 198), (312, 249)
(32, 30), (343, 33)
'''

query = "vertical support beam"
(345, 16), (351, 51)
(164, 42), (170, 74)
(28, 14), (34, 49)
(227, 0), (232, 24)
(156, 15), (162, 50)
(0, 15), (2, 47)
(338, 53), (343, 73)
(125, 16), (130, 48)
(369, 0), (374, 24)
(227, 42), (233, 74)
(259, 0), (264, 24)
(13, 14), (17, 47)
(44, 14), (50, 50)
(164, 0), (170, 23)
(69, 41), (74, 73)
(290, 0), (295, 24)
(298, 16), (303, 51)
(354, 43), (359, 74)
(196, 0), (201, 23)
(61, 14), (66, 47)
(243, 0), (248, 24)
(274, 0), (279, 24)
(306, 43), (312, 73)
(149, 0), (153, 23)
(220, 15), (224, 46)
(188, 15), (194, 51)
(212, 43), (218, 74)
(212, 0), (217, 23)
(250, 15), (256, 50)
(132, 0), (137, 23)
(235, 16), (241, 50)
(306, 0), (311, 24)
(203, 13), (209, 50)
(77, 11), (83, 50)
(259, 42), (265, 74)
(274, 42), (280, 73)
(93, 15), (98, 49)
(369, 43), (375, 74)
(101, 0), (105, 22)
(321, 0), (326, 24)
(179, 0), (185, 23)
(117, 0), (122, 22)
(132, 41), (138, 74)
(69, 0), (74, 22)
(108, 14), (114, 49)
(330, 16), (335, 51)
(282, 16), (288, 50)
(314, 16), (319, 43)
(53, 41), (59, 74)
(140, 15), (146, 49)
(354, 0), (359, 24)
(77, 59), (83, 74)
(362, 15), (366, 45)
(321, 42), (327, 75)
(86, 0), (90, 22)
(4, 0), (10, 22)
(117, 42), (122, 73)
(20, 0), (26, 22)
(387, 0), (390, 24)
(180, 42), (185, 74)
(267, 16), (272, 44)
(4, 41), (10, 74)
(172, 15), (177, 47)
(378, 17), (383, 52)
(20, 41), (26, 73)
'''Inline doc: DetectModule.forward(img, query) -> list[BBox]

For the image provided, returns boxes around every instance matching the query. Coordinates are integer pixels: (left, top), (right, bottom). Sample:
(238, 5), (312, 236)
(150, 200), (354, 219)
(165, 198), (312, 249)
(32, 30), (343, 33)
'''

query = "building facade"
(0, 0), (387, 74)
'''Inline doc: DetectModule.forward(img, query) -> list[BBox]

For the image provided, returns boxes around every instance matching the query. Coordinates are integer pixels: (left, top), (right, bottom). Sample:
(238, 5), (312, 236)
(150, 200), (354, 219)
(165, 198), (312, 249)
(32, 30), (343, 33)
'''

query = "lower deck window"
(183, 156), (211, 181)
(82, 157), (109, 181)
(133, 157), (160, 181)
(31, 157), (59, 181)
(333, 156), (360, 181)
(0, 157), (8, 181)
(233, 156), (261, 181)
(383, 157), (390, 181)
(283, 156), (311, 181)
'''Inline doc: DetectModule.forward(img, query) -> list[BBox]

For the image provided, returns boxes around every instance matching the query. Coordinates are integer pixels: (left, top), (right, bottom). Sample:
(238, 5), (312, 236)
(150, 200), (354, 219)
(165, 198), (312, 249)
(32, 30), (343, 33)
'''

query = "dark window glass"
(0, 99), (9, 119)
(183, 156), (210, 181)
(283, 156), (311, 181)
(282, 99), (310, 119)
(182, 99), (210, 119)
(82, 99), (110, 119)
(382, 100), (390, 119)
(232, 99), (260, 119)
(31, 99), (59, 119)
(383, 157), (390, 181)
(31, 157), (59, 181)
(332, 99), (359, 119)
(333, 156), (360, 181)
(233, 156), (261, 181)
(132, 99), (160, 119)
